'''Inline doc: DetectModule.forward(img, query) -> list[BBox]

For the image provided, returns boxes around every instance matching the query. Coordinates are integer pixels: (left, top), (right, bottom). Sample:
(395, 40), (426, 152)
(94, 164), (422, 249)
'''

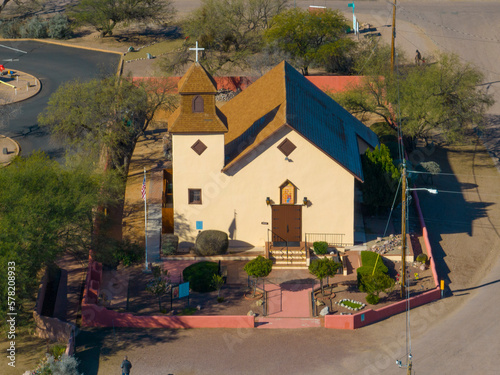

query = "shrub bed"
(182, 261), (219, 293)
(313, 241), (328, 255)
(357, 251), (389, 290)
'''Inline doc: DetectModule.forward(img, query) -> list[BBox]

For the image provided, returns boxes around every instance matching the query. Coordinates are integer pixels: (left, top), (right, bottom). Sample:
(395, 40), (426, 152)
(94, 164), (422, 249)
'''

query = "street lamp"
(409, 188), (438, 194)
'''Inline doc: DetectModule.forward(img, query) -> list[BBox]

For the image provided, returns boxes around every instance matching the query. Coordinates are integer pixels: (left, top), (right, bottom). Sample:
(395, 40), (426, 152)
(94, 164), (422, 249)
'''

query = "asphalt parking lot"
(0, 40), (121, 159)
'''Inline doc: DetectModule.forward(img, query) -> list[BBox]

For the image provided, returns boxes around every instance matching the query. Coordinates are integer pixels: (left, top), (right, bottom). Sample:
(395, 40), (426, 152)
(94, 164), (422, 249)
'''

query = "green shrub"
(370, 122), (397, 139)
(357, 251), (389, 291)
(179, 307), (198, 315)
(48, 343), (67, 360)
(384, 141), (400, 160)
(244, 256), (273, 296)
(48, 14), (72, 39)
(195, 230), (229, 256)
(20, 16), (48, 38)
(0, 19), (21, 38)
(359, 271), (395, 299)
(161, 234), (179, 256)
(361, 144), (401, 213)
(313, 241), (328, 255)
(183, 261), (218, 293)
(244, 256), (273, 279)
(366, 293), (380, 305)
(112, 239), (143, 267)
(309, 257), (341, 295)
(360, 251), (388, 273)
(416, 253), (428, 263)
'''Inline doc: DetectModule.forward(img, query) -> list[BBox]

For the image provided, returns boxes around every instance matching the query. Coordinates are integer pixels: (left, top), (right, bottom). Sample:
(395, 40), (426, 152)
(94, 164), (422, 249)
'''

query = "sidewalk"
(0, 135), (19, 167)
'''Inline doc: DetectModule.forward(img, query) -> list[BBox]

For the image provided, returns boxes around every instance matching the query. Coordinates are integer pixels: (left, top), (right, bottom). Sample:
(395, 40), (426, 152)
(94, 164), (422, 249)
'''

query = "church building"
(165, 61), (378, 261)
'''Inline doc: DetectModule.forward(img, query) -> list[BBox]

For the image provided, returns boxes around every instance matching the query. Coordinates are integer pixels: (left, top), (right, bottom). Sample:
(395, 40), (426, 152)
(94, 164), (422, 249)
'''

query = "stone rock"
(247, 310), (256, 317)
(319, 306), (329, 316)
(196, 305), (201, 311)
(420, 264), (426, 271)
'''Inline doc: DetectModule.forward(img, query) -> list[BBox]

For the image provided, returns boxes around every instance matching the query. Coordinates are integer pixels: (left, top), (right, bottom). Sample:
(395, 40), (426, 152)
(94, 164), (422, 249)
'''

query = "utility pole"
(407, 358), (412, 375)
(391, 0), (397, 71)
(400, 160), (407, 299)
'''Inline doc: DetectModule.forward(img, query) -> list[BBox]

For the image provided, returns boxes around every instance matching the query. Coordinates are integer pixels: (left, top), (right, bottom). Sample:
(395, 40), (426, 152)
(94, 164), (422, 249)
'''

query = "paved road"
(0, 40), (120, 159)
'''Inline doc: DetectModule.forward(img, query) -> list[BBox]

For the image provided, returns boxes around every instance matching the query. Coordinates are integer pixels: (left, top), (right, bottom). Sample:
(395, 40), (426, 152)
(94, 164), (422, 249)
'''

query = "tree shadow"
(280, 278), (316, 291)
(76, 327), (182, 375)
(113, 25), (182, 44)
(407, 143), (497, 295)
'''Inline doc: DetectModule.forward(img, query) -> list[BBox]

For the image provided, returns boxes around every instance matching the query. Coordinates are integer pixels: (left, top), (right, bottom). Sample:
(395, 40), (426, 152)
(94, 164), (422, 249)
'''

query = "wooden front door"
(272, 205), (302, 244)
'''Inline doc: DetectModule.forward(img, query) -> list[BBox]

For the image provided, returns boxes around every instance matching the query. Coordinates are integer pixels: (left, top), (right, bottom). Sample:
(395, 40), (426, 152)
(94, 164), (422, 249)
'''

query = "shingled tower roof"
(177, 62), (217, 93)
(169, 62), (227, 133)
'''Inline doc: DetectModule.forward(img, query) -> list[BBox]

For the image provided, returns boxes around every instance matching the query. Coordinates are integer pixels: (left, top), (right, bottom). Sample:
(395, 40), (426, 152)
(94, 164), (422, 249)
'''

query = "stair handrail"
(267, 229), (289, 264)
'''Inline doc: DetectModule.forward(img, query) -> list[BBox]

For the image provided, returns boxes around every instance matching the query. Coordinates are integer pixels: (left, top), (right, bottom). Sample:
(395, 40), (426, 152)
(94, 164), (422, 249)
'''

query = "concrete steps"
(268, 245), (308, 269)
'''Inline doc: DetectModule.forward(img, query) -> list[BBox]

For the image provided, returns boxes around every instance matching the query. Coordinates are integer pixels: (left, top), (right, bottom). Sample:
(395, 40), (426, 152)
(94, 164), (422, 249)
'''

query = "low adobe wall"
(81, 252), (254, 329)
(324, 287), (441, 329)
(81, 303), (253, 329)
(412, 191), (439, 288)
(326, 190), (441, 329)
(33, 267), (77, 355)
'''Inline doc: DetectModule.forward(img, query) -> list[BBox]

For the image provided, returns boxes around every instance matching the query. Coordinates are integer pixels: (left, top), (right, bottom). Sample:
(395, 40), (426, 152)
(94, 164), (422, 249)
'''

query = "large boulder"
(195, 230), (229, 256)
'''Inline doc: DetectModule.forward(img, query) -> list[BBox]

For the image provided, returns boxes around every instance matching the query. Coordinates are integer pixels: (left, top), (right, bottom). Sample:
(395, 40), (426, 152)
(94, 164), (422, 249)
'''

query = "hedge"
(357, 251), (389, 290)
(182, 261), (219, 293)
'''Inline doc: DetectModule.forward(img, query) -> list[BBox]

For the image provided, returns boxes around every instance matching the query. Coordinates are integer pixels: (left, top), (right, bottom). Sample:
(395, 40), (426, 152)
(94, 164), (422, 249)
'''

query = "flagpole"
(144, 167), (148, 271)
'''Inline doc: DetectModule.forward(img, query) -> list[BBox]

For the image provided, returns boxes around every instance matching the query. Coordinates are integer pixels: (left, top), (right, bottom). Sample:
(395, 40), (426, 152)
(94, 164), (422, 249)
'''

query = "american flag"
(141, 174), (146, 201)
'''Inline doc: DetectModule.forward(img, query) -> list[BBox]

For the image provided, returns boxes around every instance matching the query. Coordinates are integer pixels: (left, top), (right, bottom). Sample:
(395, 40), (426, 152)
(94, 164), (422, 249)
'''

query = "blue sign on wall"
(179, 282), (190, 299)
(196, 221), (203, 230)
(361, 313), (365, 322)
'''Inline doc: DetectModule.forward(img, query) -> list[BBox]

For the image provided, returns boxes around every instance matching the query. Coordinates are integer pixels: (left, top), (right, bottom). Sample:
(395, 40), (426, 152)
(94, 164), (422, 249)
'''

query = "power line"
(409, 170), (500, 178)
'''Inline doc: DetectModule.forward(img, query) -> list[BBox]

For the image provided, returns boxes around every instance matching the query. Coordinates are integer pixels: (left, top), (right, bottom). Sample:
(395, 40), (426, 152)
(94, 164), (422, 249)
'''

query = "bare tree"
(0, 91), (21, 130)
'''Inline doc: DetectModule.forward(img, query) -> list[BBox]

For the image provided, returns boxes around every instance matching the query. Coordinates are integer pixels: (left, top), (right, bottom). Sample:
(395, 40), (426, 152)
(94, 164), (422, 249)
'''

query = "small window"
(191, 139), (207, 155)
(192, 95), (204, 113)
(277, 138), (296, 157)
(188, 189), (202, 204)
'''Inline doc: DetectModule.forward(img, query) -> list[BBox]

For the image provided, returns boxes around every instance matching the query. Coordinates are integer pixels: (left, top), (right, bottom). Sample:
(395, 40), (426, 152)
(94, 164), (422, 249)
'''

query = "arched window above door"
(280, 180), (297, 205)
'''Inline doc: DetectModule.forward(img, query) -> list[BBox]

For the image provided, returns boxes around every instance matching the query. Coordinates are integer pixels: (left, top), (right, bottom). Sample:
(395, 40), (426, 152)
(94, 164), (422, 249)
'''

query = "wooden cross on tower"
(189, 41), (205, 63)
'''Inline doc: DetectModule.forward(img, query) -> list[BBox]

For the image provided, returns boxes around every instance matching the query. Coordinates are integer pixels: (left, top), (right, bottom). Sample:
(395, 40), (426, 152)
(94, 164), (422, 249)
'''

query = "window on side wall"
(188, 189), (202, 204)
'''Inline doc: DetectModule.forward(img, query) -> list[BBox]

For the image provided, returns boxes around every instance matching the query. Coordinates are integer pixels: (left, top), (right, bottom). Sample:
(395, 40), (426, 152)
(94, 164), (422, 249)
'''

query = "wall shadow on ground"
(76, 327), (182, 375)
(408, 144), (495, 295)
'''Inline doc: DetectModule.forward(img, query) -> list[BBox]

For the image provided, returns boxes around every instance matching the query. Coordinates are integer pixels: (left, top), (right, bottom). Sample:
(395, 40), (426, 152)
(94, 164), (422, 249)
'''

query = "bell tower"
(168, 62), (228, 242)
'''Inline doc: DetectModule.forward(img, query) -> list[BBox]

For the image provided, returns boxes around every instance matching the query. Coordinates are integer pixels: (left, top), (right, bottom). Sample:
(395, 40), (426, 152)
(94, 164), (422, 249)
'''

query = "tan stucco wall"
(172, 127), (355, 248)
